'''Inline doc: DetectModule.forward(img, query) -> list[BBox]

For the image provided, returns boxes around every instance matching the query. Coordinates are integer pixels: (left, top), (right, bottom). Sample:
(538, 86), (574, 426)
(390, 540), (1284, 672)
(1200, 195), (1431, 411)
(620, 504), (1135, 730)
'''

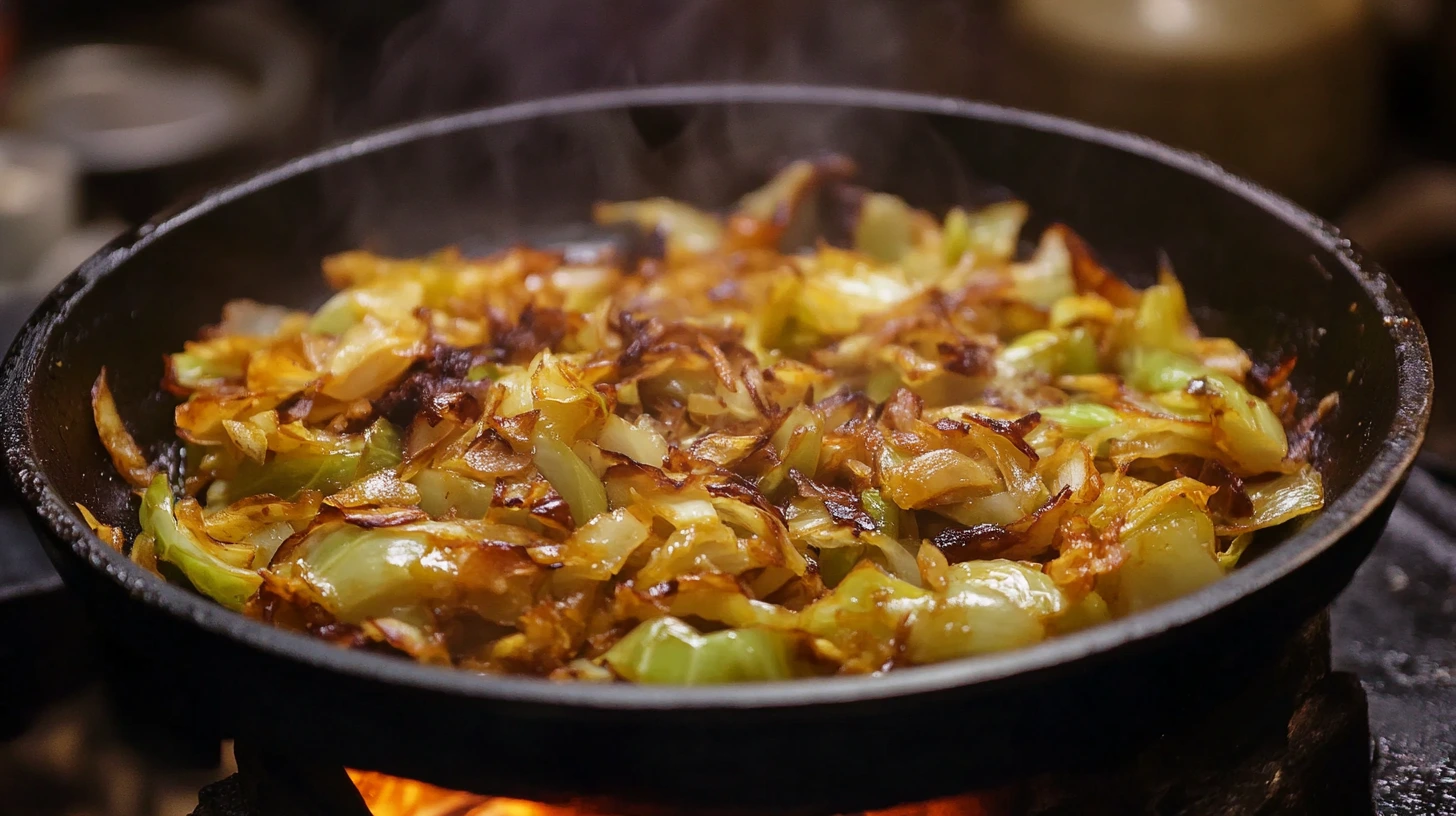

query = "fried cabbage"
(90, 159), (1327, 682)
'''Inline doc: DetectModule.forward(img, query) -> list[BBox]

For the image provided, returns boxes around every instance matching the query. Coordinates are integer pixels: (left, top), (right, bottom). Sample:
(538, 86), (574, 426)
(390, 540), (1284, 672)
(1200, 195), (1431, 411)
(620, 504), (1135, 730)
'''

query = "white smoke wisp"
(326, 0), (983, 257)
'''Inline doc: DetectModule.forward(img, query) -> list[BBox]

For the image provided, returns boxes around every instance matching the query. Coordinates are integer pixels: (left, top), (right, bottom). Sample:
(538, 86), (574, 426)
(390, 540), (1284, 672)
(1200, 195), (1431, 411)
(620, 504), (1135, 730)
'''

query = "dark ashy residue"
(1372, 741), (1456, 816)
(1332, 469), (1456, 812)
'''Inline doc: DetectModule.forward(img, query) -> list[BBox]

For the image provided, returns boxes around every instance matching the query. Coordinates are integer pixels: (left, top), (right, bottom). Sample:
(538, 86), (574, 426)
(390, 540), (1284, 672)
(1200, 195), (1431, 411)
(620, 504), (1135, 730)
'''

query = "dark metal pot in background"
(4, 1), (316, 223)
(0, 87), (1431, 815)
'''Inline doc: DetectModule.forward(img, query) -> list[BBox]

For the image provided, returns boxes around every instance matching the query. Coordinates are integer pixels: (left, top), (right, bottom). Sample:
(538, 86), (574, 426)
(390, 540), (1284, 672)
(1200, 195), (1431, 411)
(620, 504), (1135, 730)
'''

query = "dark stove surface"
(1330, 468), (1456, 815)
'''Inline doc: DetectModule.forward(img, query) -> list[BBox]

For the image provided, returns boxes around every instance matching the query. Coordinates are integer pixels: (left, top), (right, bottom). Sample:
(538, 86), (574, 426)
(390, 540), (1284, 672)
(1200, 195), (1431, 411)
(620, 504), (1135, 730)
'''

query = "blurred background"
(1, 1), (1454, 813)
(7, 1), (1456, 416)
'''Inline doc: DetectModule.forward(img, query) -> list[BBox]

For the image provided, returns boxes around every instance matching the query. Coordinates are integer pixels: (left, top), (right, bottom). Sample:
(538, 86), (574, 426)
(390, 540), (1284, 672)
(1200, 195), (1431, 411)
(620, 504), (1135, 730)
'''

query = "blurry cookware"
(0, 134), (76, 281)
(1006, 0), (1380, 209)
(5, 2), (314, 221)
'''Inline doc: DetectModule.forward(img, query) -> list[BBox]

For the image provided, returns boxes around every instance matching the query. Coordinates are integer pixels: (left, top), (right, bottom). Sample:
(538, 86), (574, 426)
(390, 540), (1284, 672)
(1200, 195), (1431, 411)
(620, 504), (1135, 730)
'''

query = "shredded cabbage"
(141, 475), (262, 611)
(603, 617), (814, 684)
(93, 160), (1328, 682)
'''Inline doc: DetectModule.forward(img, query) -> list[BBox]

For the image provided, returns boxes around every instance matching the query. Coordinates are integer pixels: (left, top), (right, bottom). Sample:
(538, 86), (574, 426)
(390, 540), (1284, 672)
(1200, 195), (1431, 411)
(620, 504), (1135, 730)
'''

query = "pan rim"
(1, 83), (1432, 712)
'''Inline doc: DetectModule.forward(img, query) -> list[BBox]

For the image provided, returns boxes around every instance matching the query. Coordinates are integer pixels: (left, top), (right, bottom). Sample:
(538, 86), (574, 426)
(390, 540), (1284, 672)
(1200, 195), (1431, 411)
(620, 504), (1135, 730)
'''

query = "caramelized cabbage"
(603, 617), (814, 684)
(907, 560), (1066, 663)
(141, 475), (262, 610)
(91, 370), (155, 489)
(93, 160), (1328, 682)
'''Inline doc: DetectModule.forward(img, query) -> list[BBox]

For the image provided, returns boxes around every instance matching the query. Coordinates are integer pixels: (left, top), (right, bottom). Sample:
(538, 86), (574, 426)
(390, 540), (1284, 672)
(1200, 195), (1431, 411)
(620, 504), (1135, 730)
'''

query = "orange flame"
(349, 770), (995, 816)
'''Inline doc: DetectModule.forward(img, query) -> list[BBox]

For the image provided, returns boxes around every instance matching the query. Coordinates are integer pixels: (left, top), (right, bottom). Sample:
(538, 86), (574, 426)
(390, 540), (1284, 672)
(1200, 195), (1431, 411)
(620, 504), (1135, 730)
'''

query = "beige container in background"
(0, 136), (76, 282)
(1005, 0), (1380, 210)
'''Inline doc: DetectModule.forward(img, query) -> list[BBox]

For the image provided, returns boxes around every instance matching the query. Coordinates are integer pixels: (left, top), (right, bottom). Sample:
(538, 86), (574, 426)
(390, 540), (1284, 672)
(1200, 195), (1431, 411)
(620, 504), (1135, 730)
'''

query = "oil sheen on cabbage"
(86, 159), (1326, 683)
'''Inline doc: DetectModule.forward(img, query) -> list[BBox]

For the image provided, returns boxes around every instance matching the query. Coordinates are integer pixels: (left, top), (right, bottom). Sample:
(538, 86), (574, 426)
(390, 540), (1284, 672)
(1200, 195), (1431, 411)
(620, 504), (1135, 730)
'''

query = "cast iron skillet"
(0, 86), (1432, 814)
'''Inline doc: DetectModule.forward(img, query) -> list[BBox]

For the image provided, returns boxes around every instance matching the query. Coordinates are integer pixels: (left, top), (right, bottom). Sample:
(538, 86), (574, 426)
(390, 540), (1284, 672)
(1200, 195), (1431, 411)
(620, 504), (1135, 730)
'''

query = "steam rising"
(358, 0), (955, 122)
(325, 0), (983, 257)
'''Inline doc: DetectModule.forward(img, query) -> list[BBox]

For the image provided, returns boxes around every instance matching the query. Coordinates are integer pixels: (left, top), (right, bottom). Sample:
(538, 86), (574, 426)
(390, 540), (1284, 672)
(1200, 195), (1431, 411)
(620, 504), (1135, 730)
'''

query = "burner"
(2, 471), (1452, 816)
(187, 614), (1370, 816)
(5, 468), (1455, 814)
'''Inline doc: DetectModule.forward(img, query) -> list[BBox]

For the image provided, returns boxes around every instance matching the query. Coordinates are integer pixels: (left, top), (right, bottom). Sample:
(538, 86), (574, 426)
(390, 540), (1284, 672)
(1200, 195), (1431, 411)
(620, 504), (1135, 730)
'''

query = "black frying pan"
(0, 86), (1432, 815)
